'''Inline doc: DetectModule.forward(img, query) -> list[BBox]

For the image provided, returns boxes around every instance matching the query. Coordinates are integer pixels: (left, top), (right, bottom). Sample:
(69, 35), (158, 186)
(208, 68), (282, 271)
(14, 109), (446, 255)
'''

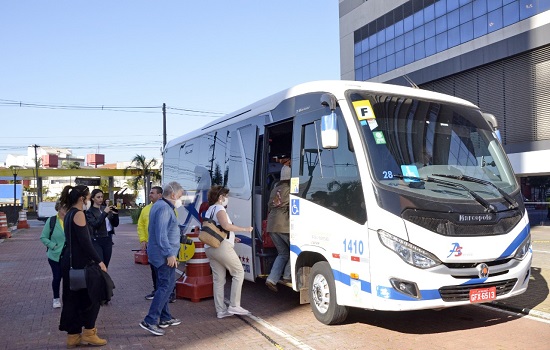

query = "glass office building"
(340, 0), (550, 204)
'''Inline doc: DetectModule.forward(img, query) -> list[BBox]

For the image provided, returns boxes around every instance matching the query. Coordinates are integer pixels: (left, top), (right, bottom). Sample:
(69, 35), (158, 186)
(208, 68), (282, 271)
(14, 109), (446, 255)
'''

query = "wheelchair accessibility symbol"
(291, 199), (300, 215)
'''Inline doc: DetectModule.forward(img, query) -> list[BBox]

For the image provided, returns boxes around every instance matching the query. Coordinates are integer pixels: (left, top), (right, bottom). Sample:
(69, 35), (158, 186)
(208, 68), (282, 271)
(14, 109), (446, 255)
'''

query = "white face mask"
(83, 199), (91, 210)
(221, 197), (229, 207)
(174, 199), (183, 209)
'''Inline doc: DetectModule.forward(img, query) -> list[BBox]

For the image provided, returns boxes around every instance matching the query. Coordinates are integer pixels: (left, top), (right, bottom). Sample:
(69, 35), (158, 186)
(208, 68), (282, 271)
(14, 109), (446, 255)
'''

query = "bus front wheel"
(309, 261), (349, 325)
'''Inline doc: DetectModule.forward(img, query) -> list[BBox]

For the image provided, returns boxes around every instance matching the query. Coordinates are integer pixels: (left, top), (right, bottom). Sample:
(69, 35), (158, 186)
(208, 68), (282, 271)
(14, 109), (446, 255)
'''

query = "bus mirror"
(482, 113), (498, 130)
(482, 113), (501, 142)
(320, 93), (338, 110)
(321, 111), (339, 149)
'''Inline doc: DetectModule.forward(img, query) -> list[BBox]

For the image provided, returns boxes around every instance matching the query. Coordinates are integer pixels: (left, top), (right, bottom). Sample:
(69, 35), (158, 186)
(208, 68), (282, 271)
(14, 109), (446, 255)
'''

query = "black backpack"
(46, 215), (56, 251)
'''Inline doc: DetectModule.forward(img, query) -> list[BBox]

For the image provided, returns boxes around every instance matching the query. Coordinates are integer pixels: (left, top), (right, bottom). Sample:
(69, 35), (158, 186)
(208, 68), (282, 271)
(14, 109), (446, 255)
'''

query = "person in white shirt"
(204, 185), (253, 319)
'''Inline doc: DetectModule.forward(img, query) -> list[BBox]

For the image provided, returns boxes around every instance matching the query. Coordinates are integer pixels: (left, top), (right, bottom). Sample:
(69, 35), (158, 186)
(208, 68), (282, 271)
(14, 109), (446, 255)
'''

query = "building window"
(503, 1), (520, 26)
(353, 0), (550, 81)
(488, 8), (503, 32)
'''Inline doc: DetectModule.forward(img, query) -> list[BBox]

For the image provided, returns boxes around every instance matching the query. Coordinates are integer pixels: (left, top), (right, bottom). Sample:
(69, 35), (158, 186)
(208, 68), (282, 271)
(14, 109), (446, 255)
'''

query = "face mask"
(82, 199), (91, 210)
(221, 197), (229, 207)
(174, 199), (183, 208)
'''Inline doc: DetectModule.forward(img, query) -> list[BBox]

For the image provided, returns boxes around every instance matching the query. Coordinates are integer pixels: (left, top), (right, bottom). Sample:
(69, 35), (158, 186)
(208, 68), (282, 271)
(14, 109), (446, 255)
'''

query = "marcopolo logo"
(458, 214), (494, 222)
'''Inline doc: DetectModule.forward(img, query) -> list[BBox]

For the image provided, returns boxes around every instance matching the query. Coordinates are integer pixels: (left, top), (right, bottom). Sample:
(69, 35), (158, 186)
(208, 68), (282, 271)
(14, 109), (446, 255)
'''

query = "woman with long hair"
(204, 185), (253, 319)
(58, 185), (108, 348)
(86, 189), (119, 267)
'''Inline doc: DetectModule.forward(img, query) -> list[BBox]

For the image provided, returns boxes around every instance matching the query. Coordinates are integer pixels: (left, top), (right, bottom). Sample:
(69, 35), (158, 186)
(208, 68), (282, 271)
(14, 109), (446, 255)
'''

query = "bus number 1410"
(343, 239), (364, 255)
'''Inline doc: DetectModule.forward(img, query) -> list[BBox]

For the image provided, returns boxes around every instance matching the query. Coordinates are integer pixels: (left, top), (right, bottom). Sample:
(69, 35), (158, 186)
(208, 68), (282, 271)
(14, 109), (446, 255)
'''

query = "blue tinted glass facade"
(354, 0), (550, 80)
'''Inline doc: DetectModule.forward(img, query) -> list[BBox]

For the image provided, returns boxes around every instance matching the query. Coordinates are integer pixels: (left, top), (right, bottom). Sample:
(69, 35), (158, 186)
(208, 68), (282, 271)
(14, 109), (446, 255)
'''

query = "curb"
(490, 301), (550, 320)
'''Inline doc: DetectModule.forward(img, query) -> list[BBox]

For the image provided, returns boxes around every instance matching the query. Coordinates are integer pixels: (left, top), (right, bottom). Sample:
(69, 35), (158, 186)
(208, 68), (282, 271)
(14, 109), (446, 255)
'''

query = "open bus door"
(228, 124), (258, 282)
(254, 120), (293, 280)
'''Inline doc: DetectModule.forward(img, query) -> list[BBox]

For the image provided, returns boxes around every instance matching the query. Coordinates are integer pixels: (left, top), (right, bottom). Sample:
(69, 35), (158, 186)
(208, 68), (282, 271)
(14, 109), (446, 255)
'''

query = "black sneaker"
(158, 318), (182, 328)
(139, 321), (165, 336)
(145, 292), (155, 300)
(169, 294), (176, 303)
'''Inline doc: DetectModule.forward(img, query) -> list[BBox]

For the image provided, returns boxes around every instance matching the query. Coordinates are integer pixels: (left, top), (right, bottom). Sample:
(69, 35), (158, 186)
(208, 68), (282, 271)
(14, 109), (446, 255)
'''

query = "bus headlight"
(514, 234), (531, 260)
(378, 230), (441, 269)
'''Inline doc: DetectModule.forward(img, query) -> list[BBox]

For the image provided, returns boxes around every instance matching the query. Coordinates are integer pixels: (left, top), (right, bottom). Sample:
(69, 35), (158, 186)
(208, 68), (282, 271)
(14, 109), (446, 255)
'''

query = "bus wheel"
(309, 261), (348, 325)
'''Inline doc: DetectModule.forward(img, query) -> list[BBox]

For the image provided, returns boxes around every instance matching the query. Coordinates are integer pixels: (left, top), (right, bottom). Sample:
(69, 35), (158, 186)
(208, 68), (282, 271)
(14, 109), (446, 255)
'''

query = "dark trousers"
(59, 270), (101, 334)
(150, 264), (158, 291)
(47, 258), (62, 299)
(92, 236), (113, 267)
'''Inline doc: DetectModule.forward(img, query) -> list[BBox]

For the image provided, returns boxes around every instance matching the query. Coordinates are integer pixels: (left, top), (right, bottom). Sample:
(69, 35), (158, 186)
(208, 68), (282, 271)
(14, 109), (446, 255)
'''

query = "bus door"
(228, 124), (258, 281)
(255, 120), (293, 277)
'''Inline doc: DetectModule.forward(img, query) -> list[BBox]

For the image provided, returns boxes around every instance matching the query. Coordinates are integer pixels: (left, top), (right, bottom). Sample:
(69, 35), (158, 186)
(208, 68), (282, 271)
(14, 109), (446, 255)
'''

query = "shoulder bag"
(198, 207), (227, 248)
(67, 209), (88, 291)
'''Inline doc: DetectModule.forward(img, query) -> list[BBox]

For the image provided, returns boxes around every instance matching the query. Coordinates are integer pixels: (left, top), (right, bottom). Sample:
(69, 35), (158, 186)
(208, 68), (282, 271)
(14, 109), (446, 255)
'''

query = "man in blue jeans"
(139, 182), (185, 336)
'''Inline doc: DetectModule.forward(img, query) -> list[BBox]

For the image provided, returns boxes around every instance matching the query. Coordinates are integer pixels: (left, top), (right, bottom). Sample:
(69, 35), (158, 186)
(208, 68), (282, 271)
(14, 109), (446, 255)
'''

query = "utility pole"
(31, 144), (42, 204)
(162, 103), (167, 152)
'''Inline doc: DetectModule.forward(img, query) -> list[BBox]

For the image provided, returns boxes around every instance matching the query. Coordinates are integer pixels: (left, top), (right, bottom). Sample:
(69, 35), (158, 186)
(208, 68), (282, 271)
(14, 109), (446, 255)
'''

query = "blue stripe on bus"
(375, 285), (441, 301)
(497, 222), (530, 259)
(333, 269), (442, 301)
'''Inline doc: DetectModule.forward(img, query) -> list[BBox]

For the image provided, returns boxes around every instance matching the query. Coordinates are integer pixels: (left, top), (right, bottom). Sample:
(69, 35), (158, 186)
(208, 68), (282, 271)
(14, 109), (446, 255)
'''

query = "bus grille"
(403, 213), (521, 237)
(438, 279), (517, 302)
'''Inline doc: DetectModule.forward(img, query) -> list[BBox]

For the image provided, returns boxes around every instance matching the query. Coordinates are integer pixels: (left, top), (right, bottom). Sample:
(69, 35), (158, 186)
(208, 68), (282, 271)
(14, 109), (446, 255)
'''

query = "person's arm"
(109, 211), (119, 228)
(156, 206), (177, 260)
(85, 207), (108, 230)
(267, 186), (278, 211)
(39, 217), (55, 249)
(137, 206), (149, 249)
(216, 208), (253, 233)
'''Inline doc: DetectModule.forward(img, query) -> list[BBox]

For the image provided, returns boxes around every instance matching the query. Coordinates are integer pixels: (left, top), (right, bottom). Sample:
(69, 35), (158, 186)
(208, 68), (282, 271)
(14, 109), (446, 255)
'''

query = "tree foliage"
(124, 154), (161, 205)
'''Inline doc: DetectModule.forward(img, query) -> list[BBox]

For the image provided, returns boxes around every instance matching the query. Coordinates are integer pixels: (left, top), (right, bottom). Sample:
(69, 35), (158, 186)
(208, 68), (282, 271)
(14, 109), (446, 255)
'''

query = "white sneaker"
(216, 310), (233, 319)
(52, 298), (61, 309)
(227, 305), (250, 315)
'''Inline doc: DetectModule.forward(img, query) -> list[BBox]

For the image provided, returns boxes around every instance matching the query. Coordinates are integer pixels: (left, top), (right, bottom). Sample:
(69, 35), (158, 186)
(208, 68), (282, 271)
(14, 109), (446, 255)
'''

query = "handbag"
(67, 209), (88, 291)
(198, 207), (227, 248)
(69, 268), (87, 291)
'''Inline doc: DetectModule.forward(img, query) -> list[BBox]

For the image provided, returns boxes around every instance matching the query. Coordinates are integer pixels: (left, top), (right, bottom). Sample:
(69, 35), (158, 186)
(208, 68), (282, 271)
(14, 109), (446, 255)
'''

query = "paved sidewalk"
(0, 220), (548, 349)
(0, 222), (292, 350)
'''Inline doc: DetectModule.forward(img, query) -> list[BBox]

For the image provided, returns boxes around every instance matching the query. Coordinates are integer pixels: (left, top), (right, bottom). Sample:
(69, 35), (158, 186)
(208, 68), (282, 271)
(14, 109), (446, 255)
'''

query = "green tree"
(124, 154), (161, 205)
(61, 160), (81, 169)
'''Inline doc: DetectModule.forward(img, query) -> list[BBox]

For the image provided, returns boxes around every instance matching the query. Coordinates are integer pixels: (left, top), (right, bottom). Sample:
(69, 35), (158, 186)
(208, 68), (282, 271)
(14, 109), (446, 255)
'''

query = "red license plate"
(469, 286), (497, 303)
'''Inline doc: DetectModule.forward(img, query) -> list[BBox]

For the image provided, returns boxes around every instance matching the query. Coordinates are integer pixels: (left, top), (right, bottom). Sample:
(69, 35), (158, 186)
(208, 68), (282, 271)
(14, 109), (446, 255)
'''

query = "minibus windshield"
(348, 92), (518, 201)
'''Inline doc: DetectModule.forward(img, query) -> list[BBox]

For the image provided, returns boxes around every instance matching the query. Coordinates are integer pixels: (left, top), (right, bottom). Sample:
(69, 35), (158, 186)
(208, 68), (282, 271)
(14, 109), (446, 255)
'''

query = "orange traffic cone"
(16, 210), (30, 229)
(175, 227), (213, 302)
(0, 212), (11, 239)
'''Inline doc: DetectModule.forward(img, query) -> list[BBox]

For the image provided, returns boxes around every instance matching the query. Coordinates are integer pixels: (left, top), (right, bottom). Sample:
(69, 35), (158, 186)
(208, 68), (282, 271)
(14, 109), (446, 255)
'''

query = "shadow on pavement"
(493, 266), (549, 312)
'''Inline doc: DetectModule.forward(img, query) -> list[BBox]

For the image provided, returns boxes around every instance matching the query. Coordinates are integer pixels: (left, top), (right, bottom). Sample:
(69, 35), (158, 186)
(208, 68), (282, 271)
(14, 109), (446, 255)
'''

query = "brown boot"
(66, 334), (81, 348)
(81, 328), (107, 346)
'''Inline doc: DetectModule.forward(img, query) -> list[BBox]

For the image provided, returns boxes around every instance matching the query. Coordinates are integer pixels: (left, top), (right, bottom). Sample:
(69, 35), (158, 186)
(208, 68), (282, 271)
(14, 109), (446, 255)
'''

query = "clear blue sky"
(0, 1), (340, 165)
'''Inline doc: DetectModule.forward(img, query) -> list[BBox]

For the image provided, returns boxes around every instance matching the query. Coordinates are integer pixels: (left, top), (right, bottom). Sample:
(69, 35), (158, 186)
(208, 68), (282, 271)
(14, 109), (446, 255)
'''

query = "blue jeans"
(266, 232), (291, 284)
(144, 263), (175, 325)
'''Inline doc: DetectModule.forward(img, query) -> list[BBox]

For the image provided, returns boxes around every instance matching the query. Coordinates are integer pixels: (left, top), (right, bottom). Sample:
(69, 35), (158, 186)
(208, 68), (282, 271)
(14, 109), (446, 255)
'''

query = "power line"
(0, 98), (226, 116)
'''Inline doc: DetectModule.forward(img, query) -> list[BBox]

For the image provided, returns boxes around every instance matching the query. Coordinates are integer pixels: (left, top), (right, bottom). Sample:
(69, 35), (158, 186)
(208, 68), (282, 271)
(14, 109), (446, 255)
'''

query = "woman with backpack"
(39, 201), (67, 309)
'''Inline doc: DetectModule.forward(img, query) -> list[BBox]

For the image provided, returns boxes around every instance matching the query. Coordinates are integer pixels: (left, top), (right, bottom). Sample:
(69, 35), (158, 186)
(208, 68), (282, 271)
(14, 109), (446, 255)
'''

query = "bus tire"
(309, 261), (348, 325)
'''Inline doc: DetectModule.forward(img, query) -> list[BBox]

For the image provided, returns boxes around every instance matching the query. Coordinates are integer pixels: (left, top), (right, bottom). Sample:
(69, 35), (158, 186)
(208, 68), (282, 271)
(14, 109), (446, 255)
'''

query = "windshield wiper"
(432, 174), (518, 209)
(393, 174), (497, 213)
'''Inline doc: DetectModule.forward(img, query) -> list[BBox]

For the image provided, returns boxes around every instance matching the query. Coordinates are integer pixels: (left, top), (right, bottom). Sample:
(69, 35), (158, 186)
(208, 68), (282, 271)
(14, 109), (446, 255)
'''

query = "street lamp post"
(9, 166), (21, 225)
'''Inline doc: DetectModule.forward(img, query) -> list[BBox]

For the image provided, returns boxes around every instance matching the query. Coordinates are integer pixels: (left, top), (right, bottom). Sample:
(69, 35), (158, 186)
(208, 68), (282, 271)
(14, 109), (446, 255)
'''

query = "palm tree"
(124, 154), (161, 205)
